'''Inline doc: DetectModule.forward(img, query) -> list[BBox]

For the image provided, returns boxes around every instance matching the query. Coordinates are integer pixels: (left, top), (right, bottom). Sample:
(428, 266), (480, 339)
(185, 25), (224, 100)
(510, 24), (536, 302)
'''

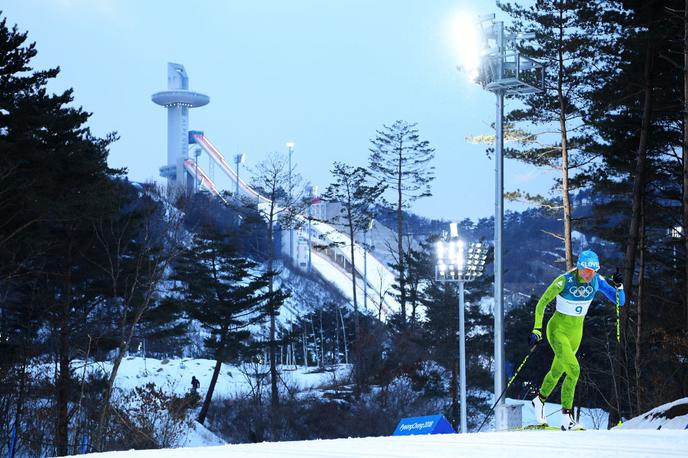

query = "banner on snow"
(392, 414), (455, 436)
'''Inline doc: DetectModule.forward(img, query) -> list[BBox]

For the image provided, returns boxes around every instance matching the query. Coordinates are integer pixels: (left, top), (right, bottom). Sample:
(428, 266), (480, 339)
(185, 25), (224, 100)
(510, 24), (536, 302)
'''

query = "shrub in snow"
(106, 383), (198, 450)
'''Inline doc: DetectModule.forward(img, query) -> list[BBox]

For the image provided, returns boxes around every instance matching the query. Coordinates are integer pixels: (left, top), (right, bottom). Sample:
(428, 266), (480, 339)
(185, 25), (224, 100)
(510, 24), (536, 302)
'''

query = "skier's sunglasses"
(581, 267), (598, 275)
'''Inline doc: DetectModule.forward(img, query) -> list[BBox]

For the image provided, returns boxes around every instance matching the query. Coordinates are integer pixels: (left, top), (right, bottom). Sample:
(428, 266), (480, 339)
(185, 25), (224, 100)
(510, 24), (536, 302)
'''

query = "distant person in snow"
(191, 375), (200, 394)
(529, 250), (625, 431)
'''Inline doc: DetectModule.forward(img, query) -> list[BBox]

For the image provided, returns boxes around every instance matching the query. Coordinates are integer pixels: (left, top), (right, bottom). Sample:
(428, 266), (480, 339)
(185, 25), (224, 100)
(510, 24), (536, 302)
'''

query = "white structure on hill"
(152, 63), (209, 191)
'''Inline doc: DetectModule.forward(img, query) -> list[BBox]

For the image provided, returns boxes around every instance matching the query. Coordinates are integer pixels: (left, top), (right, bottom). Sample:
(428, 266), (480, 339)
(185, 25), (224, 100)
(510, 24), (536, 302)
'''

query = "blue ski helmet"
(577, 250), (600, 271)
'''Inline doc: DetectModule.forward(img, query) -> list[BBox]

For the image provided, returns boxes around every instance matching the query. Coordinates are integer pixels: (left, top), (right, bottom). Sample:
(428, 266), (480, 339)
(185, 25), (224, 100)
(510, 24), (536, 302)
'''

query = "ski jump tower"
(152, 63), (209, 190)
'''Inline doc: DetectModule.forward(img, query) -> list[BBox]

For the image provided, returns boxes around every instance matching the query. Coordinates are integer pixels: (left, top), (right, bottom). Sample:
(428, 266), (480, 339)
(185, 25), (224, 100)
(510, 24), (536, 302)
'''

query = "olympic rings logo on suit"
(569, 285), (593, 298)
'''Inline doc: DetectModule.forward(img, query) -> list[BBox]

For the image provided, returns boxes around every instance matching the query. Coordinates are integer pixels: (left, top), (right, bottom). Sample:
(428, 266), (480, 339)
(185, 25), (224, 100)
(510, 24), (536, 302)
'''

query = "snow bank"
(71, 430), (688, 457)
(618, 397), (688, 430)
(179, 421), (226, 448)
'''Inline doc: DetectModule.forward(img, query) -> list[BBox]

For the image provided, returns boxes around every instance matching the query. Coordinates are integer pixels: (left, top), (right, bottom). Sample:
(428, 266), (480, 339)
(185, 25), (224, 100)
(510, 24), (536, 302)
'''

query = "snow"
(508, 398), (608, 430)
(80, 356), (350, 401)
(309, 218), (399, 317)
(72, 430), (688, 457)
(179, 421), (226, 448)
(617, 397), (688, 430)
(63, 357), (688, 457)
(310, 250), (392, 318)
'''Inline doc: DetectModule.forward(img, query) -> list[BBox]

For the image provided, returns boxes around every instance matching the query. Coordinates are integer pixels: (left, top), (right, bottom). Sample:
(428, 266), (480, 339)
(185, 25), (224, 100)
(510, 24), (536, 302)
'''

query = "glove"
(528, 329), (542, 347)
(610, 271), (624, 288)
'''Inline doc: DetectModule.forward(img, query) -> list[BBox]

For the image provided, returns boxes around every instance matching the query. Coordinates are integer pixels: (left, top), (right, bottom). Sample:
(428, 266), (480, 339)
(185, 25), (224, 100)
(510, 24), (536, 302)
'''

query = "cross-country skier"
(529, 250), (625, 431)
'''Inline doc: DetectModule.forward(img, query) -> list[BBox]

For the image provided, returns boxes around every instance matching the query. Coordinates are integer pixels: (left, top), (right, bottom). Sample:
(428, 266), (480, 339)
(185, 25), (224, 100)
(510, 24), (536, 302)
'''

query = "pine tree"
(323, 162), (384, 333)
(167, 220), (273, 424)
(0, 14), (124, 455)
(497, 0), (605, 269)
(581, 0), (685, 423)
(368, 121), (435, 326)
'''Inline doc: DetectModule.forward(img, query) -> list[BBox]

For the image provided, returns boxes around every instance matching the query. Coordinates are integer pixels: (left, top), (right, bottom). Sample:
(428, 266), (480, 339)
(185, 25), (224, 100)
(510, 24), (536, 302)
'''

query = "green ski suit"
(533, 270), (624, 410)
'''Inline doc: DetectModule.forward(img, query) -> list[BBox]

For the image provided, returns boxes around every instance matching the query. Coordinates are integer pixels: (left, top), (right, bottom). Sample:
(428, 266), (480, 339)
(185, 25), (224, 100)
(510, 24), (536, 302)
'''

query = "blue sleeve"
(598, 275), (625, 306)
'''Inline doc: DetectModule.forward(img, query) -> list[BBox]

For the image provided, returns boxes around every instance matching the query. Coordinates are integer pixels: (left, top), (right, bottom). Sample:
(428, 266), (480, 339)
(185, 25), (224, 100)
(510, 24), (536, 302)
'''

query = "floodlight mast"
(468, 16), (544, 431)
(435, 225), (489, 434)
(234, 153), (245, 198)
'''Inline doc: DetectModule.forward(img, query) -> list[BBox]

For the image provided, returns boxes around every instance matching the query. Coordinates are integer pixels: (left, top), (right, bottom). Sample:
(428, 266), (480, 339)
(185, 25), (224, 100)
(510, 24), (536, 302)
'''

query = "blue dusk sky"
(2, 0), (552, 222)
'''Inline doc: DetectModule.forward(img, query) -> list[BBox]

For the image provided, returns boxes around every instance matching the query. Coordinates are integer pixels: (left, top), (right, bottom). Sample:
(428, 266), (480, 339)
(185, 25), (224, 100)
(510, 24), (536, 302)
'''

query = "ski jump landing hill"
(187, 132), (399, 320)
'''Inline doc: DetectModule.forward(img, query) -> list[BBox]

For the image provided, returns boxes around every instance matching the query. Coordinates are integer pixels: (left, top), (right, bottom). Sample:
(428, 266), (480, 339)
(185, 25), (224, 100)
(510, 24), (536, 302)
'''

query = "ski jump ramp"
(185, 133), (399, 319)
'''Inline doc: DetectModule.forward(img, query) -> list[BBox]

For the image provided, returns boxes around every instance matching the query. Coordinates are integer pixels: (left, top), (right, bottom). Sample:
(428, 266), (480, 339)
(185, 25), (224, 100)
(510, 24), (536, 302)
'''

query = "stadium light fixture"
(455, 13), (544, 431)
(435, 223), (489, 434)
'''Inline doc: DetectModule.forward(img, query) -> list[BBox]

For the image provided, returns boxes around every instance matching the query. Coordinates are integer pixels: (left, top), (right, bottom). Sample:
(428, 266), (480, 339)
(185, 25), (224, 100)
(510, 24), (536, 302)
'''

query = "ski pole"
(8, 426), (16, 458)
(477, 343), (539, 432)
(612, 268), (620, 343)
(615, 289), (620, 343)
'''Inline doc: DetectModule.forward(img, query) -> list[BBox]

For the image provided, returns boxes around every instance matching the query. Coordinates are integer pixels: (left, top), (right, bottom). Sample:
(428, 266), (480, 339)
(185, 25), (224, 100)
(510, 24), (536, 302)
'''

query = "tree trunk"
(558, 10), (574, 270)
(267, 209), (278, 408)
(319, 309), (325, 366)
(96, 287), (157, 450)
(348, 219), (359, 335)
(13, 345), (29, 453)
(311, 318), (320, 367)
(683, 0), (688, 332)
(198, 356), (223, 424)
(56, 305), (70, 457)
(335, 308), (340, 364)
(396, 144), (407, 324)
(634, 204), (646, 415)
(55, 261), (73, 457)
(339, 308), (348, 364)
(618, 40), (655, 423)
(303, 322), (308, 368)
(451, 354), (459, 432)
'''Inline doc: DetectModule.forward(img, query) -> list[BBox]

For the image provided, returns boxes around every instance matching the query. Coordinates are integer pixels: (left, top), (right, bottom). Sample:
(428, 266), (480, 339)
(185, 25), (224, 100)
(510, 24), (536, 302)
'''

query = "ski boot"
(560, 408), (584, 431)
(531, 391), (547, 425)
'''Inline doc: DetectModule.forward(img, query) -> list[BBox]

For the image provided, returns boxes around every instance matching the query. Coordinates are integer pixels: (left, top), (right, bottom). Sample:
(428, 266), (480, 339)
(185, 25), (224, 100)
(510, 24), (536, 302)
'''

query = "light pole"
(307, 185), (320, 273)
(435, 222), (489, 434)
(363, 218), (374, 311)
(286, 141), (295, 262)
(458, 14), (544, 431)
(194, 147), (201, 192)
(234, 153), (245, 198)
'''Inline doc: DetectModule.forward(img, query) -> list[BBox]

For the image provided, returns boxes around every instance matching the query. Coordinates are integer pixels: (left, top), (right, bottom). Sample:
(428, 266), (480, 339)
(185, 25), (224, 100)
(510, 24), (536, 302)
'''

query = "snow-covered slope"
(72, 429), (688, 457)
(83, 356), (350, 400)
(179, 421), (226, 448)
(618, 397), (688, 430)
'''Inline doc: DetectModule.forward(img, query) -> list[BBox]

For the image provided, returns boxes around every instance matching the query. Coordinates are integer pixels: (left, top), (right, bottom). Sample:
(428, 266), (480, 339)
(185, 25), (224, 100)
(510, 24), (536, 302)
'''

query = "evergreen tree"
(368, 121), (435, 326)
(497, 0), (604, 269)
(581, 0), (686, 422)
(0, 14), (124, 455)
(323, 162), (384, 333)
(167, 220), (272, 424)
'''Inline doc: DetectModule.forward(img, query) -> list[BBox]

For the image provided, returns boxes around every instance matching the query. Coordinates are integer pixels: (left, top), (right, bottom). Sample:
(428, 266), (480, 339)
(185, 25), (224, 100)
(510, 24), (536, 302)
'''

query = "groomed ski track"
(75, 429), (686, 457)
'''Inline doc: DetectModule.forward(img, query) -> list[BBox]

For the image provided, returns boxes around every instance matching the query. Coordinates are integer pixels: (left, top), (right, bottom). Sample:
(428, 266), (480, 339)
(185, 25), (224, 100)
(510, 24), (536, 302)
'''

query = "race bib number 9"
(556, 296), (592, 317)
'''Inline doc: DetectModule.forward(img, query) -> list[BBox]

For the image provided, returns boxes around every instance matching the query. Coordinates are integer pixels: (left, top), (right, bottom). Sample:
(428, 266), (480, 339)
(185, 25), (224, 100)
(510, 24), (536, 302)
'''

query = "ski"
(509, 424), (558, 431)
(509, 424), (586, 431)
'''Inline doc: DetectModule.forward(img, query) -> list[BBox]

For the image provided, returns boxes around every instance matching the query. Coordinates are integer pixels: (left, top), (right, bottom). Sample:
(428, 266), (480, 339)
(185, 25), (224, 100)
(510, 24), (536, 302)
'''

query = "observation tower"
(152, 63), (209, 190)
